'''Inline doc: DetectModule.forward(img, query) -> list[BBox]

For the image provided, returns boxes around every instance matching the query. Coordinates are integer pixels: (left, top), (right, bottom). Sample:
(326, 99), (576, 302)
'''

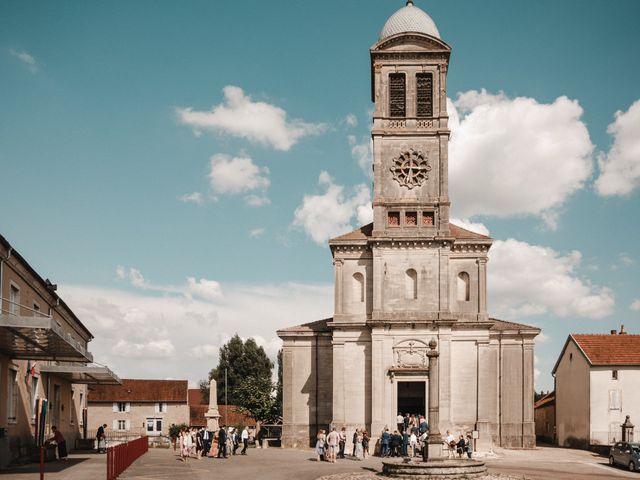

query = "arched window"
(353, 272), (365, 303)
(405, 269), (418, 300)
(457, 272), (470, 302)
(389, 73), (406, 117)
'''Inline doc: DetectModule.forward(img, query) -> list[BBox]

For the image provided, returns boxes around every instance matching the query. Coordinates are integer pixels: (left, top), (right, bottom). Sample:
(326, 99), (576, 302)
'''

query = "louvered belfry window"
(416, 73), (433, 117)
(389, 73), (406, 117)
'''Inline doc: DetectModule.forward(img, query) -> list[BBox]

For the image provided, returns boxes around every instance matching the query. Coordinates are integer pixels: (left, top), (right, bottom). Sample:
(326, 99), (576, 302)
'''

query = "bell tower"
(370, 0), (452, 239)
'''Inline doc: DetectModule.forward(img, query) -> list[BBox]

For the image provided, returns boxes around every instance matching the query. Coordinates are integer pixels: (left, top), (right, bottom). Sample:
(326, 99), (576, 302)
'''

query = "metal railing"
(107, 436), (148, 480)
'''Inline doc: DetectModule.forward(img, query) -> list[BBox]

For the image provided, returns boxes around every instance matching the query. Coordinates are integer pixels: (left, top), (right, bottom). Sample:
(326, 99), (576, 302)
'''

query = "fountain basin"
(382, 458), (487, 479)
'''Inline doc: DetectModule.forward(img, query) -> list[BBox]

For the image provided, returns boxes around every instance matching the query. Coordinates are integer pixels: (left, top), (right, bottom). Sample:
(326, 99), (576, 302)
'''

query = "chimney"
(619, 324), (626, 335)
(611, 329), (617, 335)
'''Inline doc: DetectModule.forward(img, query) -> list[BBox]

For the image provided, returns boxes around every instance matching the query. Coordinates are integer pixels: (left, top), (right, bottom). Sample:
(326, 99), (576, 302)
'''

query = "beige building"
(278, 1), (539, 451)
(552, 326), (640, 447)
(534, 392), (555, 444)
(87, 379), (189, 443)
(0, 233), (119, 467)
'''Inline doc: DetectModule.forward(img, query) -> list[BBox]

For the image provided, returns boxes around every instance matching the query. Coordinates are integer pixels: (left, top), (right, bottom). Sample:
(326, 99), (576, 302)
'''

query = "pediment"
(372, 33), (451, 53)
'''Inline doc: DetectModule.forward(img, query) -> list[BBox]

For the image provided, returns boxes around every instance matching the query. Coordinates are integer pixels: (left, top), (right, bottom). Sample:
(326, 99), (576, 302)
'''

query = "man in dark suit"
(217, 425), (227, 458)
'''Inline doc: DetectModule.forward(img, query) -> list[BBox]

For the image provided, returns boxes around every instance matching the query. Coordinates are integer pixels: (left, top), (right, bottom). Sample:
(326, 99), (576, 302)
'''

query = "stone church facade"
(278, 1), (539, 452)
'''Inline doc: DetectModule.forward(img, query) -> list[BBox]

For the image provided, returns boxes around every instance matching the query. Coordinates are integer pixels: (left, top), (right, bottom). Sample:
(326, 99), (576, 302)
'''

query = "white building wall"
(590, 367), (640, 445)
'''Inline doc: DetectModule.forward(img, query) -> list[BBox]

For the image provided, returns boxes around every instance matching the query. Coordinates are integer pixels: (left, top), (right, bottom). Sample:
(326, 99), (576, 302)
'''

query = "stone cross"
(205, 378), (221, 431)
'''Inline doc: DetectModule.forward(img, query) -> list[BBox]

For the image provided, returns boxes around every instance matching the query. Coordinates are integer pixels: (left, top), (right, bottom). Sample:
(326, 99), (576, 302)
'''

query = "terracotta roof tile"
(188, 388), (205, 406)
(88, 379), (188, 403)
(329, 222), (490, 243)
(572, 333), (640, 366)
(534, 391), (555, 409)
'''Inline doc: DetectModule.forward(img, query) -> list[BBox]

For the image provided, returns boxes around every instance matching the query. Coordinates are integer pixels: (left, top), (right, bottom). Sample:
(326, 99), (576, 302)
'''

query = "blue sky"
(1, 0), (639, 390)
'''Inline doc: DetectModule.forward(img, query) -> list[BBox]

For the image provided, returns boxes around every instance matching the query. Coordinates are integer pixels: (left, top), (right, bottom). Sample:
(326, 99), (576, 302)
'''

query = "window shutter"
(125, 402), (130, 413)
(155, 402), (159, 413)
(416, 73), (433, 118)
(389, 73), (406, 117)
(113, 402), (118, 413)
(125, 420), (131, 431)
(112, 420), (118, 430)
(163, 402), (167, 412)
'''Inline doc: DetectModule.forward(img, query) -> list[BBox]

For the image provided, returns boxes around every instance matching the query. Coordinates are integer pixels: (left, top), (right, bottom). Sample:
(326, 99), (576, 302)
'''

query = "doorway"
(397, 381), (426, 417)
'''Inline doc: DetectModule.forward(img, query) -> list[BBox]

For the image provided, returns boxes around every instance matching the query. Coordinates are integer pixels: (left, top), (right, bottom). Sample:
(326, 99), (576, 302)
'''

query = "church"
(277, 1), (539, 452)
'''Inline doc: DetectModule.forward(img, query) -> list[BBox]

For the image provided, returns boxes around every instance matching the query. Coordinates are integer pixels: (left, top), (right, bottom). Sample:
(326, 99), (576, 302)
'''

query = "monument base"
(382, 458), (487, 479)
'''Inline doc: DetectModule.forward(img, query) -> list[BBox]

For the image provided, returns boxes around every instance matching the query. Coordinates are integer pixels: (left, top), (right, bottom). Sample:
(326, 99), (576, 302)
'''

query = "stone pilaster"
(477, 258), (488, 322)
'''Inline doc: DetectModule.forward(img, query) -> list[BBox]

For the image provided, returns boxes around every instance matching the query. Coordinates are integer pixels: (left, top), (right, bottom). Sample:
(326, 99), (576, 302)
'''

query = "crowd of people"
(315, 413), (475, 461)
(177, 425), (250, 461)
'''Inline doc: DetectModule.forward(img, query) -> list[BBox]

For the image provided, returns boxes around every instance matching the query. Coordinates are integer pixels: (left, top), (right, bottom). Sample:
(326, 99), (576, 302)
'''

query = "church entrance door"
(397, 381), (426, 417)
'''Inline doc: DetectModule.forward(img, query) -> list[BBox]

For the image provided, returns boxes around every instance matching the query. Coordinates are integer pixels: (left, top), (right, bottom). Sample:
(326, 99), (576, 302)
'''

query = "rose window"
(390, 149), (431, 189)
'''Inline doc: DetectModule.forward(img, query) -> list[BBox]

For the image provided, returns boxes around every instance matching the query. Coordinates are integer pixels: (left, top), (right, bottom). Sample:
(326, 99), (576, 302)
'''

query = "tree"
(234, 376), (279, 423)
(274, 349), (283, 421)
(199, 334), (274, 406)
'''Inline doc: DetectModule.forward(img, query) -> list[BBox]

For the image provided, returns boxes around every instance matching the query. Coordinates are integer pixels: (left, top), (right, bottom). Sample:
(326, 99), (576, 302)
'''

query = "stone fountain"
(382, 339), (488, 479)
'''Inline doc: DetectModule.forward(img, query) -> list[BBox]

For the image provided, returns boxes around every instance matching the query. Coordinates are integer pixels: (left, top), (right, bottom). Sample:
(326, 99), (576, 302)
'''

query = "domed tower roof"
(379, 0), (440, 40)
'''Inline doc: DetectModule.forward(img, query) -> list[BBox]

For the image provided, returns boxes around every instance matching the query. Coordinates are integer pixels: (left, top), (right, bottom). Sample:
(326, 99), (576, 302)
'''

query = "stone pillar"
(205, 378), (221, 432)
(334, 259), (344, 315)
(426, 338), (443, 460)
(477, 258), (488, 322)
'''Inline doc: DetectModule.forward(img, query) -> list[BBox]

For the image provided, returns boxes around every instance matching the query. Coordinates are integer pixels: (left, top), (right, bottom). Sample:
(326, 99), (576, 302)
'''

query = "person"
(456, 435), (466, 458)
(315, 430), (326, 462)
(354, 429), (363, 460)
(418, 430), (428, 456)
(181, 429), (192, 462)
(96, 423), (107, 453)
(419, 416), (428, 435)
(390, 430), (401, 457)
(352, 429), (358, 457)
(380, 427), (390, 457)
(403, 413), (410, 433)
(226, 427), (234, 457)
(45, 426), (67, 460)
(230, 427), (239, 455)
(326, 427), (340, 463)
(362, 430), (370, 459)
(465, 434), (473, 459)
(241, 426), (249, 455)
(402, 429), (409, 456)
(195, 428), (203, 459)
(217, 425), (227, 458)
(409, 431), (417, 457)
(202, 428), (211, 457)
(445, 430), (455, 458)
(396, 413), (404, 433)
(338, 427), (346, 459)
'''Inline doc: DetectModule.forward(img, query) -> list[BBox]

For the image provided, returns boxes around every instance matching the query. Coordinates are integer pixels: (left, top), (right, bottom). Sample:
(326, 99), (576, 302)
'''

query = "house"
(0, 234), (120, 466)
(534, 391), (555, 444)
(552, 325), (640, 447)
(87, 379), (189, 444)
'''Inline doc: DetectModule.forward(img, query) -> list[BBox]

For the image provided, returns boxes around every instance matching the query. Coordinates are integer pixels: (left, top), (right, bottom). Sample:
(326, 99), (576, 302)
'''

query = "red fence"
(106, 436), (148, 480)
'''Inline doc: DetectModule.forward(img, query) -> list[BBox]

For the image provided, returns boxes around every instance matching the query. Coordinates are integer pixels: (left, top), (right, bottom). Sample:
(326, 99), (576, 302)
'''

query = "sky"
(1, 0), (639, 392)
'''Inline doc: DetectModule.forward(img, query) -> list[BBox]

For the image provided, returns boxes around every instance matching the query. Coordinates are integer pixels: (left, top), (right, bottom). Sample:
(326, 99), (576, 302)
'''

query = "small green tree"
(274, 349), (283, 421)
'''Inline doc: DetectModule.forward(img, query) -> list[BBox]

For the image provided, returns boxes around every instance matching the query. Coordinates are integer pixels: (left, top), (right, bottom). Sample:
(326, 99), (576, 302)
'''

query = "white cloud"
(488, 239), (614, 319)
(208, 154), (270, 200)
(186, 277), (223, 301)
(59, 281), (332, 386)
(9, 48), (38, 72)
(449, 91), (594, 229)
(176, 86), (327, 150)
(630, 299), (640, 311)
(293, 171), (372, 245)
(244, 194), (271, 207)
(178, 192), (204, 206)
(344, 113), (358, 127)
(595, 100), (640, 196)
(116, 266), (223, 301)
(450, 218), (490, 236)
(348, 135), (373, 177)
(249, 228), (265, 238)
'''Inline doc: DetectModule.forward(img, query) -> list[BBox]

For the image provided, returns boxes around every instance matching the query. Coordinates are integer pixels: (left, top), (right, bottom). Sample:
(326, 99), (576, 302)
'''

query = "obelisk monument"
(204, 378), (221, 431)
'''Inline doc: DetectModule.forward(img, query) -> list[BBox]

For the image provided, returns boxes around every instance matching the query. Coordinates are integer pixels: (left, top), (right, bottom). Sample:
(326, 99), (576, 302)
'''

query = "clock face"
(390, 149), (431, 189)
